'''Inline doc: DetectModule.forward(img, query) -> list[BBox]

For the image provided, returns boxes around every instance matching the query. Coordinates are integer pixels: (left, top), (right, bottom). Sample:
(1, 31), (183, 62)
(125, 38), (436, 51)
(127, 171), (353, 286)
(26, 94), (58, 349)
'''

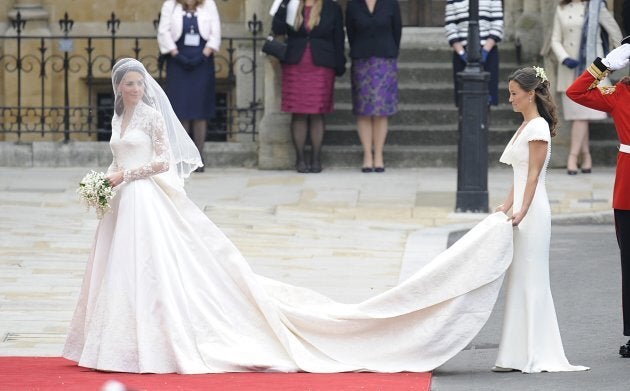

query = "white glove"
(602, 44), (630, 71)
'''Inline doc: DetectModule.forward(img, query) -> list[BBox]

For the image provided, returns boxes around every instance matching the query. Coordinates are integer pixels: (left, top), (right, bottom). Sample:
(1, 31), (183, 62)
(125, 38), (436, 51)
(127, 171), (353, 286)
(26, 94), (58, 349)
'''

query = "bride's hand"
(106, 171), (124, 187)
(495, 204), (508, 213)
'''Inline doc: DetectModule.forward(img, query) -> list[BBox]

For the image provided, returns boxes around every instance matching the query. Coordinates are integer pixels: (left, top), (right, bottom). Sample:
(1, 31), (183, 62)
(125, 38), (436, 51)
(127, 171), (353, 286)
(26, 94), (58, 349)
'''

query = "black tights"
(615, 209), (630, 336)
(181, 120), (207, 160)
(291, 114), (324, 171)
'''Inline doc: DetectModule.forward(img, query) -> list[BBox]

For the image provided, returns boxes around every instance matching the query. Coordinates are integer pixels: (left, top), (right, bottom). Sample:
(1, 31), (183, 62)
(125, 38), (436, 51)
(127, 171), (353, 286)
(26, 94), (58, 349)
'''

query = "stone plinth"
(258, 55), (292, 169)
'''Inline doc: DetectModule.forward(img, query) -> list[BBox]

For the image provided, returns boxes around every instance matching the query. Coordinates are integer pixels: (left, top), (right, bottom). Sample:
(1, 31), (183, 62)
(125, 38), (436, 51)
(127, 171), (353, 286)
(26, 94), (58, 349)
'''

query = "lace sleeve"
(123, 110), (171, 182)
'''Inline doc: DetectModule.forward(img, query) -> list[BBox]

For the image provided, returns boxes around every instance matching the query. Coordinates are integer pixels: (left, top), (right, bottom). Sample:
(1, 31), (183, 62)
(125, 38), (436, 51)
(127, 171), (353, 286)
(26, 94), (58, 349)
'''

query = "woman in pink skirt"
(272, 0), (346, 173)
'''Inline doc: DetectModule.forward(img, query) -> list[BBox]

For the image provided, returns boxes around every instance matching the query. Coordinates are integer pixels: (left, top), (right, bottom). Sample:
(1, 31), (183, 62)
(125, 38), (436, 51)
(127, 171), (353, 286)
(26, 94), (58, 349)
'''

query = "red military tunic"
(566, 59), (630, 210)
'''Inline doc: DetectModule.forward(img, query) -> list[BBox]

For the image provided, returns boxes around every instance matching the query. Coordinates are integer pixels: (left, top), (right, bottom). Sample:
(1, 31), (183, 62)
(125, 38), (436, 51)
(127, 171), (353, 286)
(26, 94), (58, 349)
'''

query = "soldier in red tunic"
(566, 37), (630, 357)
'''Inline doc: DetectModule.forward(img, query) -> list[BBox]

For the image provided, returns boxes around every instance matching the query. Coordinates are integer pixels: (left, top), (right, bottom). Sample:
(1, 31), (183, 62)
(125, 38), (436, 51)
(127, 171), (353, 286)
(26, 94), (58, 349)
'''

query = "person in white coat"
(157, 0), (221, 172)
(550, 0), (621, 175)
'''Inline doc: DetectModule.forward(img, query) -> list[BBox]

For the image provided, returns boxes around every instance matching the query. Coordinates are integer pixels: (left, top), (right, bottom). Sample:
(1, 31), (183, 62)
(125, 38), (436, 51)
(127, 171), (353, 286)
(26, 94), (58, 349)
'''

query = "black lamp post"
(455, 0), (490, 213)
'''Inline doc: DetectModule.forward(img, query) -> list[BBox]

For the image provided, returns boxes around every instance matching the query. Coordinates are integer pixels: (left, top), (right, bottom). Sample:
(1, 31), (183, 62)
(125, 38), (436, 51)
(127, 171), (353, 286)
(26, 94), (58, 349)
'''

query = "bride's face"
(118, 71), (145, 109)
(508, 80), (533, 114)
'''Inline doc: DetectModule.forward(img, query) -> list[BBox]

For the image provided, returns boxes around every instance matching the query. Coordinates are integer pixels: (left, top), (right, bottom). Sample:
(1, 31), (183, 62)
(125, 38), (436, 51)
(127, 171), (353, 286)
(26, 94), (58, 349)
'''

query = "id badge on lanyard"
(184, 15), (201, 46)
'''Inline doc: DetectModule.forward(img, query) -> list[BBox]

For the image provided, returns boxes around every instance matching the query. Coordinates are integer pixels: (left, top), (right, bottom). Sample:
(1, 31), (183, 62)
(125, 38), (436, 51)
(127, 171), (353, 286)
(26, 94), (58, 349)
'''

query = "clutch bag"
(262, 36), (287, 61)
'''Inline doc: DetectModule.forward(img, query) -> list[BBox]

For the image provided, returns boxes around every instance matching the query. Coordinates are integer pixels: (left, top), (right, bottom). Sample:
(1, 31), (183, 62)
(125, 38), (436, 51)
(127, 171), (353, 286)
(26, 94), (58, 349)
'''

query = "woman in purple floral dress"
(345, 0), (401, 172)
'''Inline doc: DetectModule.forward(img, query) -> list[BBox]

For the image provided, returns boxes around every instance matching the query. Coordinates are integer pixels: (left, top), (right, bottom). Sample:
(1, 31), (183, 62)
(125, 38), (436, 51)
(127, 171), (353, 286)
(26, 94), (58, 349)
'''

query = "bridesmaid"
(494, 66), (588, 373)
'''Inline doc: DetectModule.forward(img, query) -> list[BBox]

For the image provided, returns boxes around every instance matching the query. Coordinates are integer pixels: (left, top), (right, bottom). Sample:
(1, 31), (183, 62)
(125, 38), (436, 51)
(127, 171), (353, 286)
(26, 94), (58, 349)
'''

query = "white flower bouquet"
(77, 170), (116, 219)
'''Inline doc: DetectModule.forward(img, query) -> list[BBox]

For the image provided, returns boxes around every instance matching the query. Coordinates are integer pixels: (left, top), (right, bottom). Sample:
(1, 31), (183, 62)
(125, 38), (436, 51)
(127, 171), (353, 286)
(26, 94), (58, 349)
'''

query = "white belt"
(620, 144), (630, 154)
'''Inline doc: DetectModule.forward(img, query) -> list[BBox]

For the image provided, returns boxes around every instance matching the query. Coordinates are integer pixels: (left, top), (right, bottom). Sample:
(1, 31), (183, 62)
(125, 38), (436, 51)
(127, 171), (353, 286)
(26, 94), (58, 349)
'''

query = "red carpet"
(0, 357), (431, 391)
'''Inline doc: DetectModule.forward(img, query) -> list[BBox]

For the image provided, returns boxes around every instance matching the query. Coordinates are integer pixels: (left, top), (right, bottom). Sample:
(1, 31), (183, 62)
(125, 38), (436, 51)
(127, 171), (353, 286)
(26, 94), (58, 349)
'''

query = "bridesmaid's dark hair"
(508, 67), (558, 137)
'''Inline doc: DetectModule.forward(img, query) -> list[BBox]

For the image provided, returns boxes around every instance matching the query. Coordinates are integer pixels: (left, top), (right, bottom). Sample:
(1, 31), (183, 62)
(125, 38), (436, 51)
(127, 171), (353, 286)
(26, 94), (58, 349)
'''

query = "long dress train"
(62, 102), (516, 374)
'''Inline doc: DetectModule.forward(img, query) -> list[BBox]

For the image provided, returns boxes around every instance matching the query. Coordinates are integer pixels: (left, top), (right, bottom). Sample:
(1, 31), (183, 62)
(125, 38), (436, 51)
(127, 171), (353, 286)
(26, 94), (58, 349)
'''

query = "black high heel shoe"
(567, 153), (578, 176)
(619, 340), (630, 357)
(361, 167), (373, 173)
(310, 158), (322, 173)
(296, 160), (309, 173)
(581, 168), (592, 174)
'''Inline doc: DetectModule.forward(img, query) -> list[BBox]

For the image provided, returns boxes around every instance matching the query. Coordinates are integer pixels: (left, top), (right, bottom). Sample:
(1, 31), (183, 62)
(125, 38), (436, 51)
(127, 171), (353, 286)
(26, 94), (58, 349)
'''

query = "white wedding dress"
(496, 117), (588, 373)
(63, 102), (517, 374)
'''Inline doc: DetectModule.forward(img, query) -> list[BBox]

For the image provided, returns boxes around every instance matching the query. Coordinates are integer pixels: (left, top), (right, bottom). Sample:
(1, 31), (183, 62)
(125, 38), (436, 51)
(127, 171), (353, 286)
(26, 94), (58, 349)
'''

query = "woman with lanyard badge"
(158, 0), (221, 172)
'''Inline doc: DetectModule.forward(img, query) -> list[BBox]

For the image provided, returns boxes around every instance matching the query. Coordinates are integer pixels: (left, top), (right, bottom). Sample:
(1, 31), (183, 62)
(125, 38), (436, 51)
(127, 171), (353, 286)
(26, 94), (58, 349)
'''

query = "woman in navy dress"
(346, 0), (401, 173)
(158, 0), (221, 172)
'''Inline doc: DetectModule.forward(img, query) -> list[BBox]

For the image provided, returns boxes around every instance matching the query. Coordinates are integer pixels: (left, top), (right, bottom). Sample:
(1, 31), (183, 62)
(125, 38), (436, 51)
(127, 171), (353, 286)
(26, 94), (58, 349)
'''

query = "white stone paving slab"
(0, 166), (617, 356)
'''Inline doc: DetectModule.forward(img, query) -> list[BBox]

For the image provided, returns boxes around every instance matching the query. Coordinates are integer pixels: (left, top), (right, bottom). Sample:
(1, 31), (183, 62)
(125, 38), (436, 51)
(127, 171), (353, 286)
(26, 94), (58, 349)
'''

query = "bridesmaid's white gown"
(496, 117), (588, 373)
(64, 102), (517, 374)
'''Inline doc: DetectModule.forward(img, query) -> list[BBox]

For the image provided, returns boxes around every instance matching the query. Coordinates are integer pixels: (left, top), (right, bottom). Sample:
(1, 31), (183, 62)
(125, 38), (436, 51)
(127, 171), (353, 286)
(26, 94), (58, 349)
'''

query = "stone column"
(254, 0), (292, 169)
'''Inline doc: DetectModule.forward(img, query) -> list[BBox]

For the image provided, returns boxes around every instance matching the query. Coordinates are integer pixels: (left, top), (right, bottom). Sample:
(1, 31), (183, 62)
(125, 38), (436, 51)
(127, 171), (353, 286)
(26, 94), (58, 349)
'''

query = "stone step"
(318, 140), (620, 168)
(323, 124), (515, 146)
(320, 35), (617, 168)
(337, 62), (523, 86)
(397, 62), (523, 85)
(324, 118), (617, 146)
(334, 81), (520, 106)
(397, 40), (520, 64)
(327, 103), (522, 127)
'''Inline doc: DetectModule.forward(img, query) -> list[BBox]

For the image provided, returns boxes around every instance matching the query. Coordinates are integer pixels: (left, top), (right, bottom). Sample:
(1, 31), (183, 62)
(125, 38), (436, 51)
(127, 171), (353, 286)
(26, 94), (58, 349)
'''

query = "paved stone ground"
(434, 224), (630, 391)
(0, 166), (619, 387)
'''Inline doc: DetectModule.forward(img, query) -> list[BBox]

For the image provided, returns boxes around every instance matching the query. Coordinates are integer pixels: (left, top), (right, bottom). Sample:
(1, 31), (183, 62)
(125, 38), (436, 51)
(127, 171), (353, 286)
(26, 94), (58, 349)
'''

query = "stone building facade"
(0, 0), (626, 167)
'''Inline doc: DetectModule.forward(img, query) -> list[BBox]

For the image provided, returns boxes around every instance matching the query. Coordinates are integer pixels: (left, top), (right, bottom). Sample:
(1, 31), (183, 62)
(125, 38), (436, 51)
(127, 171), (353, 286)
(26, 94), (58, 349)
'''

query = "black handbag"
(262, 35), (287, 61)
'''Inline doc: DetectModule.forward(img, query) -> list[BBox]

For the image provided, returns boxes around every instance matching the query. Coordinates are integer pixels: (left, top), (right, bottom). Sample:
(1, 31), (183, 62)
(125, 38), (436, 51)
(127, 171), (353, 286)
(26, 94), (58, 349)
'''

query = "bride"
(62, 58), (568, 374)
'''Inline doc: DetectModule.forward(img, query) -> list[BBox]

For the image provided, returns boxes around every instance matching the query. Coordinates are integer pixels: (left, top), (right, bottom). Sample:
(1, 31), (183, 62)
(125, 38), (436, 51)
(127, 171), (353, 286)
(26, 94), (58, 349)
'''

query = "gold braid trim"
(586, 60), (609, 90)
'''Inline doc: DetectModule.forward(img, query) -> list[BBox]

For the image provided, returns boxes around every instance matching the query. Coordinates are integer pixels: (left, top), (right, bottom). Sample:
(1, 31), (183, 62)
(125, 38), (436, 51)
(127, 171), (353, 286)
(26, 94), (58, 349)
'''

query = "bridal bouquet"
(77, 170), (116, 219)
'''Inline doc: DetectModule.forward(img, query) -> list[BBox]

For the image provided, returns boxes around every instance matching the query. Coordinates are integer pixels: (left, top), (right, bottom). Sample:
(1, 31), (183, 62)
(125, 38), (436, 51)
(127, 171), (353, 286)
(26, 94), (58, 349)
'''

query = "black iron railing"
(0, 11), (264, 142)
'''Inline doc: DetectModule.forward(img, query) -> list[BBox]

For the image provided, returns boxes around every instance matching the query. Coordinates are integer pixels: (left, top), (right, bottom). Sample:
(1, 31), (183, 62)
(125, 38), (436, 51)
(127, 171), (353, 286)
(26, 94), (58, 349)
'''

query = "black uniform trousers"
(615, 209), (630, 336)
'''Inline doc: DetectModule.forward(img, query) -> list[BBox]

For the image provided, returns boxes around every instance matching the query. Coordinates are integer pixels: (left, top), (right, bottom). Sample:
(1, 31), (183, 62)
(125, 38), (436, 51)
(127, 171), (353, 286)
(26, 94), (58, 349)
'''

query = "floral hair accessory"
(533, 66), (548, 83)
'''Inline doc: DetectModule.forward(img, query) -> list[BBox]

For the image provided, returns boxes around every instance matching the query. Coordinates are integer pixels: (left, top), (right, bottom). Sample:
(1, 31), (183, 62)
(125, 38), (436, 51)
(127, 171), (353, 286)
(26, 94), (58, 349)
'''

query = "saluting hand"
(602, 44), (630, 71)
